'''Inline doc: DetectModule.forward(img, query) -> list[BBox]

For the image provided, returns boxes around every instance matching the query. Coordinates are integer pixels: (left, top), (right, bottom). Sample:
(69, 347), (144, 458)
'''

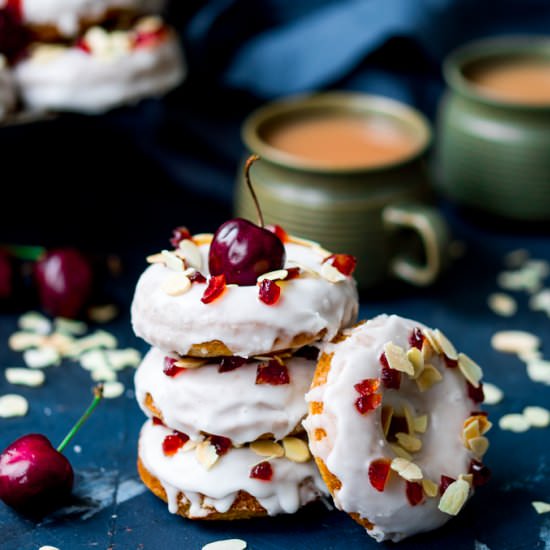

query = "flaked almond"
(54, 317), (87, 335)
(383, 342), (414, 376)
(413, 415), (428, 433)
(416, 364), (442, 392)
(102, 381), (125, 399)
(174, 357), (208, 369)
(381, 405), (393, 437)
(320, 262), (346, 283)
(249, 440), (284, 458)
(499, 413), (530, 432)
(438, 478), (470, 516)
(80, 350), (109, 371)
(422, 478), (438, 498)
(87, 304), (119, 324)
(459, 473), (473, 486)
(406, 347), (424, 379)
(403, 405), (415, 434)
(23, 347), (60, 369)
(433, 329), (458, 361)
(282, 437), (311, 463)
(491, 330), (540, 354)
(90, 365), (117, 382)
(395, 432), (422, 453)
(46, 332), (75, 355)
(5, 368), (45, 387)
(487, 293), (517, 317)
(464, 414), (492, 435)
(457, 353), (483, 388)
(257, 269), (288, 283)
(177, 239), (203, 271)
(468, 436), (489, 457)
(192, 233), (213, 246)
(69, 330), (118, 356)
(389, 443), (413, 461)
(106, 348), (141, 370)
(161, 273), (192, 296)
(9, 332), (46, 351)
(483, 382), (504, 405)
(202, 538), (247, 550)
(463, 419), (480, 443)
(146, 252), (164, 264)
(0, 394), (29, 418)
(523, 406), (550, 428)
(161, 249), (185, 271)
(532, 501), (550, 514)
(390, 457), (422, 481)
(196, 441), (220, 470)
(422, 329), (442, 354)
(526, 361), (550, 385)
(421, 340), (433, 361)
(19, 312), (51, 335)
(135, 15), (163, 33)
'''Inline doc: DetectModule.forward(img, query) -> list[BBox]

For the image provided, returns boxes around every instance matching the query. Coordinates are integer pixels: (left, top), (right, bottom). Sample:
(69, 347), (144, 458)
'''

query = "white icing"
(0, 60), (16, 120)
(135, 347), (315, 444)
(20, 0), (167, 36)
(303, 314), (478, 542)
(131, 241), (358, 357)
(138, 419), (328, 517)
(14, 29), (184, 114)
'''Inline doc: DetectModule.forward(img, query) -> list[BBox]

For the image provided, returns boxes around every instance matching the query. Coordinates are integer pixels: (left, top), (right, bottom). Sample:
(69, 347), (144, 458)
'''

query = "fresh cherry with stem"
(0, 384), (104, 516)
(208, 155), (286, 286)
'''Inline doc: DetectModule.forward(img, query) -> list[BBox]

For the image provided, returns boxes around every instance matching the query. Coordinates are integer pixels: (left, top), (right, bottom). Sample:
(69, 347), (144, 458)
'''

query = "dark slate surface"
(0, 108), (549, 550)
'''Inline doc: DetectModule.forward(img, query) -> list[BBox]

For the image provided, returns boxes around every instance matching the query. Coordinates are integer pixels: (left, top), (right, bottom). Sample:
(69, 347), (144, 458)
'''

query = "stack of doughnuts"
(0, 0), (184, 115)
(131, 228), (359, 519)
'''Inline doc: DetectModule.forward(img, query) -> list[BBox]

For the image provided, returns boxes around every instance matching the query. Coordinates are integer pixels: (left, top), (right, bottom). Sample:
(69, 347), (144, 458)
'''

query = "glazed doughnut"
(135, 346), (317, 445)
(3, 0), (167, 40)
(131, 234), (358, 358)
(303, 314), (491, 542)
(13, 17), (184, 114)
(0, 56), (16, 120)
(138, 419), (328, 519)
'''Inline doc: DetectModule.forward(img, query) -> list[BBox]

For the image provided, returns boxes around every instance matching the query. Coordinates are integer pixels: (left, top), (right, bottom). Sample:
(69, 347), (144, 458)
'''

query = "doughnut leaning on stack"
(131, 156), (359, 519)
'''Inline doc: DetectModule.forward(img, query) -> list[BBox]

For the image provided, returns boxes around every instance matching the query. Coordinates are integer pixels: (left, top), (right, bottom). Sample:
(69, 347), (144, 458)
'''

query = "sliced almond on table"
(54, 317), (87, 335)
(438, 478), (470, 515)
(532, 501), (550, 514)
(69, 330), (118, 356)
(9, 332), (46, 351)
(161, 273), (191, 296)
(18, 311), (51, 335)
(504, 248), (529, 268)
(23, 347), (60, 368)
(499, 413), (531, 432)
(320, 262), (346, 283)
(88, 304), (119, 324)
(249, 440), (284, 458)
(178, 239), (203, 271)
(491, 331), (540, 354)
(433, 329), (458, 360)
(457, 353), (483, 388)
(0, 394), (29, 418)
(79, 350), (109, 371)
(422, 478), (438, 498)
(282, 437), (311, 463)
(487, 293), (517, 317)
(523, 406), (550, 428)
(483, 382), (504, 405)
(202, 539), (247, 550)
(46, 332), (75, 355)
(102, 381), (125, 399)
(395, 432), (422, 453)
(106, 349), (141, 370)
(416, 365), (442, 392)
(90, 365), (117, 382)
(390, 458), (422, 481)
(5, 368), (45, 387)
(526, 361), (550, 385)
(196, 441), (220, 470)
(383, 342), (414, 375)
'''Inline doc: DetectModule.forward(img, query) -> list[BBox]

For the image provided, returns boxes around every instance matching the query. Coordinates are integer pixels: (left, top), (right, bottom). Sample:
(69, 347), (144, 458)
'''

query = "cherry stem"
(244, 154), (264, 228)
(57, 384), (104, 454)
(0, 244), (46, 261)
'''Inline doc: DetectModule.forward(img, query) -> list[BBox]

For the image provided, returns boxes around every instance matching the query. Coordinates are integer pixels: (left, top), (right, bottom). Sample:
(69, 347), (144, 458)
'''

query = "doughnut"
(131, 233), (359, 358)
(303, 314), (491, 542)
(135, 346), (316, 445)
(0, 56), (16, 120)
(138, 418), (328, 519)
(13, 17), (184, 114)
(3, 0), (167, 40)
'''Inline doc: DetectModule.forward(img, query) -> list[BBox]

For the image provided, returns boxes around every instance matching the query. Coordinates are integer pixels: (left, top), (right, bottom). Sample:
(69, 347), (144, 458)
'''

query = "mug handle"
(382, 202), (450, 286)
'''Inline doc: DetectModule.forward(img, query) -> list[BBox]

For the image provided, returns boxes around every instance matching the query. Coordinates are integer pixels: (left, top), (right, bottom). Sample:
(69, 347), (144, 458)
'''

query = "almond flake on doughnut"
(304, 314), (492, 542)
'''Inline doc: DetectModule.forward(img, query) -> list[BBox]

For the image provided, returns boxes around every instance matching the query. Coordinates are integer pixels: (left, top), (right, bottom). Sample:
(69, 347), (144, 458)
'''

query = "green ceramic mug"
(235, 92), (450, 290)
(436, 36), (550, 221)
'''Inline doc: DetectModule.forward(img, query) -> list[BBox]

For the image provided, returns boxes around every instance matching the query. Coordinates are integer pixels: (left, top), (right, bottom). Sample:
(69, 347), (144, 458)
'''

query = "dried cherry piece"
(170, 226), (192, 248)
(201, 274), (226, 304)
(152, 417), (165, 427)
(409, 328), (424, 350)
(406, 481), (424, 506)
(469, 459), (491, 487)
(467, 381), (485, 403)
(380, 353), (401, 389)
(163, 357), (186, 378)
(266, 224), (289, 243)
(162, 432), (189, 456)
(134, 26), (168, 49)
(258, 278), (281, 305)
(218, 356), (247, 373)
(285, 267), (301, 280)
(256, 360), (290, 385)
(439, 475), (456, 495)
(189, 271), (206, 284)
(355, 394), (382, 414)
(368, 459), (391, 492)
(322, 254), (357, 276)
(354, 378), (380, 396)
(444, 357), (458, 368)
(209, 435), (232, 456)
(250, 461), (273, 481)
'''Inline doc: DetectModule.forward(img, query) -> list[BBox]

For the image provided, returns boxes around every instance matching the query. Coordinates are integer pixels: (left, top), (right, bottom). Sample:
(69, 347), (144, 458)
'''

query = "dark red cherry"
(208, 156), (285, 286)
(0, 434), (73, 515)
(34, 248), (93, 318)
